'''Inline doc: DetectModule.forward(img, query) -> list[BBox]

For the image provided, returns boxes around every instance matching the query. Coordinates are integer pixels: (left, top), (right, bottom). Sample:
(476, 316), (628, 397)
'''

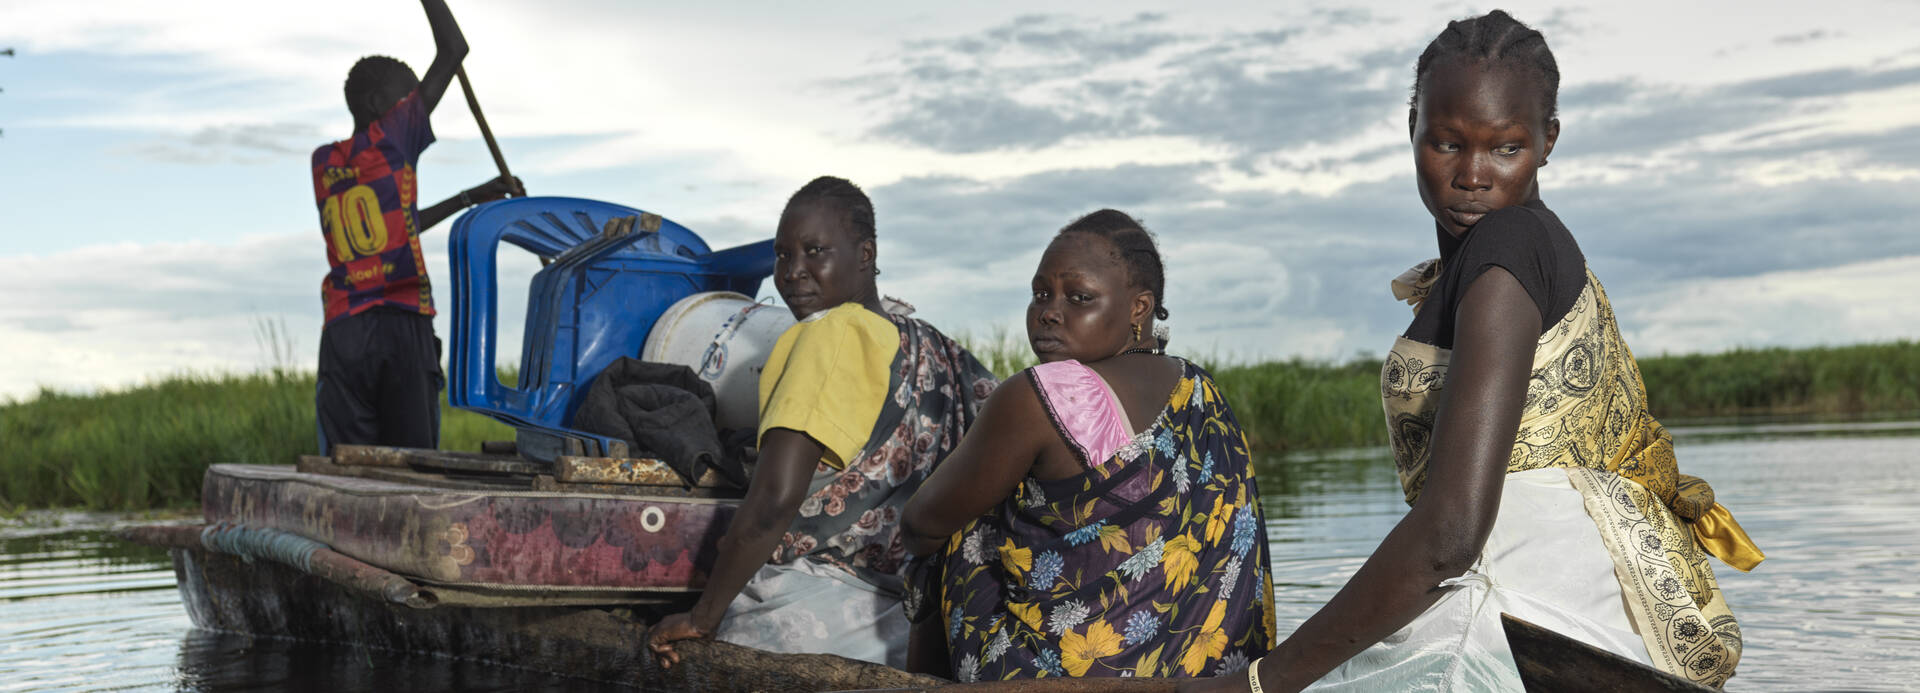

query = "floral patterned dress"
(773, 311), (1000, 585)
(926, 359), (1275, 681)
(715, 308), (998, 666)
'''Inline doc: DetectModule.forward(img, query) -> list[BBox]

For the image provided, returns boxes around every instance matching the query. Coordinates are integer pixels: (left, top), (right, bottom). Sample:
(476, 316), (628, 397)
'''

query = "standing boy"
(312, 0), (520, 453)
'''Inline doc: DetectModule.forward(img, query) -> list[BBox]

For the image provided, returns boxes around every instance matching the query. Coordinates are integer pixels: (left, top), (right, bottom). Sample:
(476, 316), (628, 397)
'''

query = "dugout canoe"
(120, 449), (945, 691)
(137, 538), (940, 691)
(120, 450), (1710, 692)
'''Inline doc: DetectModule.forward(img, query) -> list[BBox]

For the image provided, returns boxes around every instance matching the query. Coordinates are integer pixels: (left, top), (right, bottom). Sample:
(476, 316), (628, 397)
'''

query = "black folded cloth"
(572, 358), (747, 487)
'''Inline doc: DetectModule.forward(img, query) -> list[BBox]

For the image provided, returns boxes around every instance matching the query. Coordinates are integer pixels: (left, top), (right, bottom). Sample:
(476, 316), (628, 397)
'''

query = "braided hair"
(1410, 10), (1560, 120)
(1057, 209), (1171, 322)
(783, 176), (877, 242)
(344, 55), (417, 116)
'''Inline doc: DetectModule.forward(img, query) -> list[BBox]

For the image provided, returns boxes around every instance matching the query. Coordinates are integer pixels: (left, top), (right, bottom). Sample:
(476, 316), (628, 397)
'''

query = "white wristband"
(1247, 656), (1266, 693)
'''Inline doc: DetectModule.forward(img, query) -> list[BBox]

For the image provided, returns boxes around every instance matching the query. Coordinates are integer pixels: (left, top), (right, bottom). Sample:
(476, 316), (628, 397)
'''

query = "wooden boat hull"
(144, 460), (1705, 692)
(169, 544), (942, 691)
(153, 459), (944, 690)
(1502, 614), (1716, 692)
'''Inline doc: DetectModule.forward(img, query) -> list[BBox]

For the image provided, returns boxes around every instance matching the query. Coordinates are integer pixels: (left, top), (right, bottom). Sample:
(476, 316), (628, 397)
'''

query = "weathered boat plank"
(555, 455), (723, 487)
(530, 474), (730, 498)
(330, 444), (415, 467)
(1502, 613), (1717, 692)
(297, 455), (526, 490)
(332, 444), (550, 476)
(480, 440), (520, 456)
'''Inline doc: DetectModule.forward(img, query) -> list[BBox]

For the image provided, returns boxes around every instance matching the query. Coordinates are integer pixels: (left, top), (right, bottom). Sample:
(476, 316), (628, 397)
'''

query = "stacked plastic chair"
(447, 196), (774, 461)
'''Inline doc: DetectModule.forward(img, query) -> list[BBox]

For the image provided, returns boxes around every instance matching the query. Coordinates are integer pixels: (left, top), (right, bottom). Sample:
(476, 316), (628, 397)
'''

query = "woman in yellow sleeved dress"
(647, 177), (997, 669)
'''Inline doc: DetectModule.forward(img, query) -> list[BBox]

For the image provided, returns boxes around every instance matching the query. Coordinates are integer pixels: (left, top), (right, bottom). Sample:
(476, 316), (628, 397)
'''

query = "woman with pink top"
(900, 209), (1275, 682)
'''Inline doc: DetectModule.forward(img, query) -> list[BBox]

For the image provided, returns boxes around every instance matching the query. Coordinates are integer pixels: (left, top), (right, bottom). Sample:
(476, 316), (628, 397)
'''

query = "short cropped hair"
(344, 55), (418, 115)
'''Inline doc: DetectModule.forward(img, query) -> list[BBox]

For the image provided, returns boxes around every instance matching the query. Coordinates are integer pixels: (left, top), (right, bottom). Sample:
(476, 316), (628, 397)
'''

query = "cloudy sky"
(1, 1), (1917, 399)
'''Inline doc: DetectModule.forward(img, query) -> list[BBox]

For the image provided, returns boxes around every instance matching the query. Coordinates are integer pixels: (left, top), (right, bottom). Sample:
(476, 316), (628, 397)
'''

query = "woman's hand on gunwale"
(646, 612), (713, 669)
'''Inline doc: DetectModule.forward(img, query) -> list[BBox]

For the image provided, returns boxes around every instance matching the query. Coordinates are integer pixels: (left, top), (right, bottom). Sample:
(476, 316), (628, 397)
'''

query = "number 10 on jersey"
(325, 184), (391, 263)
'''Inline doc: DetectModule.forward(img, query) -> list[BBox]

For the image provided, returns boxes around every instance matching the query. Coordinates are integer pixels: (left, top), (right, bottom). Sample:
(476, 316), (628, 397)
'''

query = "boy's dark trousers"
(316, 307), (444, 455)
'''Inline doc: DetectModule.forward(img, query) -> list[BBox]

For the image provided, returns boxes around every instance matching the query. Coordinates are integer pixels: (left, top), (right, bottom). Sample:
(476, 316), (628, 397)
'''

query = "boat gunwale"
(207, 463), (742, 506)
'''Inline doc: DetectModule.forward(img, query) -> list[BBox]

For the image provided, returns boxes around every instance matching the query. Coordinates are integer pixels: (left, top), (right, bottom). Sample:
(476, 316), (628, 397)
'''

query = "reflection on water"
(170, 630), (630, 692)
(1261, 432), (1920, 691)
(0, 431), (1914, 690)
(0, 524), (630, 691)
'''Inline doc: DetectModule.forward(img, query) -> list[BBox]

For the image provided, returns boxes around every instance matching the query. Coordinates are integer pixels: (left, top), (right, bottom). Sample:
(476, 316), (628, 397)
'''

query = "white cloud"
(1618, 255), (1920, 356)
(0, 232), (544, 401)
(0, 233), (316, 398)
(15, 2), (1914, 211)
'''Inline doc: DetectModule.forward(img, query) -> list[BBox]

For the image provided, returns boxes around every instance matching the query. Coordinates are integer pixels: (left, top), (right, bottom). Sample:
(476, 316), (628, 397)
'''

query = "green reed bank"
(3, 340), (1915, 511)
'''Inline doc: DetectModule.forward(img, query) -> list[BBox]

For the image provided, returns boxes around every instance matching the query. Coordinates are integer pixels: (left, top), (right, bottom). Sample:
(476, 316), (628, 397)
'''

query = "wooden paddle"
(455, 66), (523, 196)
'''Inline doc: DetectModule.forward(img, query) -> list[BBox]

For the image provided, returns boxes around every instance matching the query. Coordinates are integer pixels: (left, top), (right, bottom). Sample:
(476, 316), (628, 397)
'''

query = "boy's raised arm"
(416, 0), (470, 114)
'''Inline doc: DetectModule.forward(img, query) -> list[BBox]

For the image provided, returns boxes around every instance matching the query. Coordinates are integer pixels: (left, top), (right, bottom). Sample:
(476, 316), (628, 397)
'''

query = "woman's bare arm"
(647, 428), (820, 667)
(1235, 267), (1542, 692)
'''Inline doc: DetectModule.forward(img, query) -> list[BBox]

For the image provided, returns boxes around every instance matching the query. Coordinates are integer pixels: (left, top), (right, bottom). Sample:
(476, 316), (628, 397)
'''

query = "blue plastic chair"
(447, 196), (774, 460)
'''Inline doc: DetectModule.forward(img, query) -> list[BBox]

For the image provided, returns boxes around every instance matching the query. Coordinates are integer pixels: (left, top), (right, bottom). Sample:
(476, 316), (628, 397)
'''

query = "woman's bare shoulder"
(982, 369), (1042, 421)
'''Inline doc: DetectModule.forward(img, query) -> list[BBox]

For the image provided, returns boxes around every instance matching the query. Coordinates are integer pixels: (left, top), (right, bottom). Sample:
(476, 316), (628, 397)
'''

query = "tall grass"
(1210, 359), (1387, 452)
(0, 369), (514, 512)
(956, 327), (1037, 378)
(1636, 341), (1920, 420)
